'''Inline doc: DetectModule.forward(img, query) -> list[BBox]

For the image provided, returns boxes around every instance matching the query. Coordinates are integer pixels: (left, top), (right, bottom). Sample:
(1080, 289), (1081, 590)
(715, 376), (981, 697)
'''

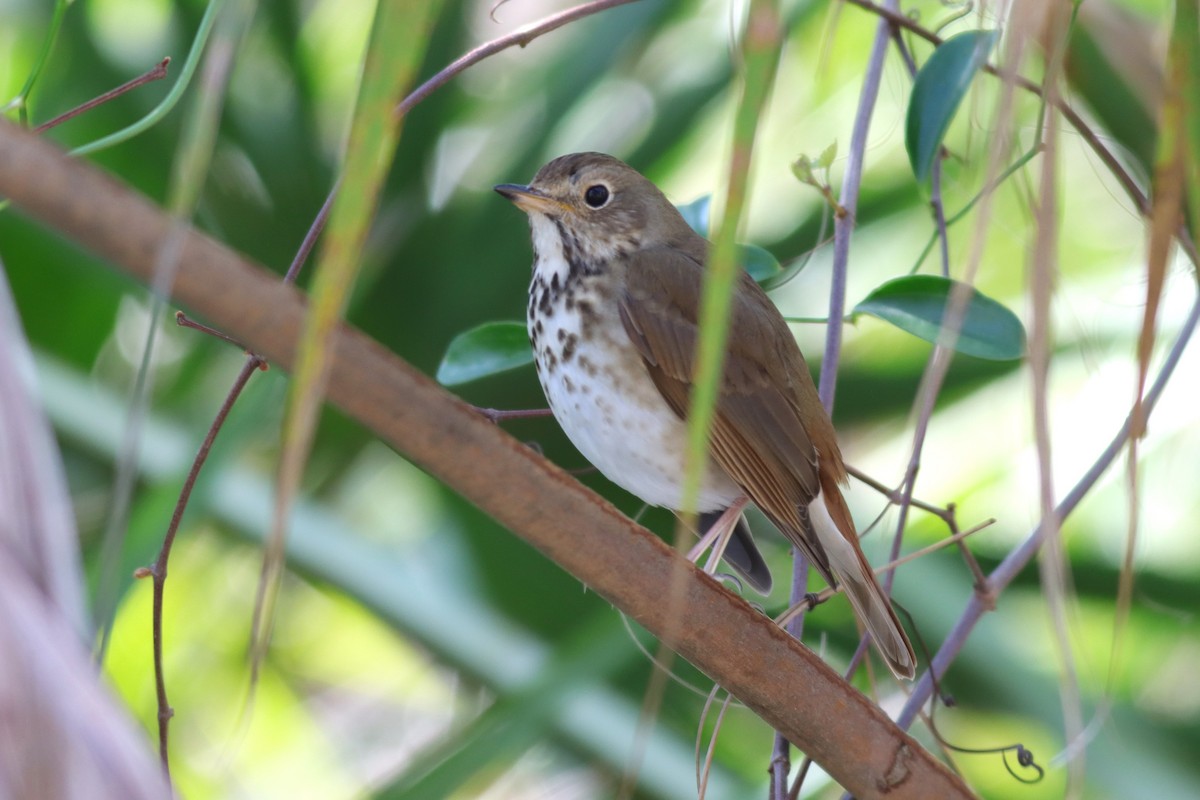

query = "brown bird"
(496, 152), (916, 679)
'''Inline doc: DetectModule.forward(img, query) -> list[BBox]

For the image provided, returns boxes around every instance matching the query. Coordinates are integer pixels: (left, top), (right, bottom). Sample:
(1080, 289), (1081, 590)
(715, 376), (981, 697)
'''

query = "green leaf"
(853, 275), (1025, 360)
(791, 155), (815, 185)
(739, 243), (782, 282)
(906, 30), (999, 182)
(437, 321), (532, 386)
(1062, 9), (1159, 184)
(676, 196), (780, 283)
(677, 195), (712, 235)
(816, 140), (837, 169)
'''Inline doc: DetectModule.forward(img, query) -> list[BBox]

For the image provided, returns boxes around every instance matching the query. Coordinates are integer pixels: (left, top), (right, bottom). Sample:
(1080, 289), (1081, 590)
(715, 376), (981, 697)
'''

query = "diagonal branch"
(0, 118), (975, 800)
(897, 290), (1199, 731)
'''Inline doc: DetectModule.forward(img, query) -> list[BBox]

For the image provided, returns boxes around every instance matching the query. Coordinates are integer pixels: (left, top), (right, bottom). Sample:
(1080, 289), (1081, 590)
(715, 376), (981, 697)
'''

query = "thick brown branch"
(0, 120), (975, 800)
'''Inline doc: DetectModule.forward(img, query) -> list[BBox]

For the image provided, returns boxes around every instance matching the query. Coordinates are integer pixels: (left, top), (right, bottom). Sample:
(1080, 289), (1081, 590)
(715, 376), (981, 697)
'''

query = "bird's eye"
(584, 184), (610, 208)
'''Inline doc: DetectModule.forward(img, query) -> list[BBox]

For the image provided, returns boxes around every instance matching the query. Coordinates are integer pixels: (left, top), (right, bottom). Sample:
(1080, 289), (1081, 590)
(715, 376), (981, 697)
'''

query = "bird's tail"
(698, 509), (773, 594)
(809, 488), (917, 680)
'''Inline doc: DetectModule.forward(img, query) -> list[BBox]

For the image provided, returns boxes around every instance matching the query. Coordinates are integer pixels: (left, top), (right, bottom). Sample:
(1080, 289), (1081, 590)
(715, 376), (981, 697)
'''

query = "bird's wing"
(616, 245), (848, 581)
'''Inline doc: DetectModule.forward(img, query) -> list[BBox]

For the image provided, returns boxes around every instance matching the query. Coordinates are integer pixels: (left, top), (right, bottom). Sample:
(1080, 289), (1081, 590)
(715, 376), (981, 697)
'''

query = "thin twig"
(844, 21), (1039, 731)
(840, 0), (1200, 269)
(71, 0), (224, 158)
(819, 0), (893, 410)
(696, 686), (734, 799)
(897, 292), (1200, 730)
(845, 463), (952, 525)
(175, 311), (249, 350)
(473, 405), (555, 423)
(395, 0), (641, 118)
(33, 58), (171, 134)
(1027, 8), (1086, 794)
(774, 518), (994, 630)
(787, 5), (896, 794)
(146, 186), (335, 779)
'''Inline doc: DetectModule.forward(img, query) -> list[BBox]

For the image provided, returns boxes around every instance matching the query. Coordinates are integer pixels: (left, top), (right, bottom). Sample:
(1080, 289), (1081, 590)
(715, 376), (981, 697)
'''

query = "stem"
(395, 0), (642, 118)
(896, 292), (1200, 729)
(34, 59), (171, 134)
(71, 0), (224, 157)
(4, 0), (69, 124)
(147, 186), (335, 778)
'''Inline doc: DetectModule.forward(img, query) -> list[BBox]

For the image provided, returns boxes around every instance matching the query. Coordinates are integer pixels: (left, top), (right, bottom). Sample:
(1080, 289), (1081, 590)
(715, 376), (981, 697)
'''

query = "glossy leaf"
(676, 195), (782, 283)
(906, 30), (998, 182)
(676, 195), (712, 235)
(437, 321), (532, 386)
(740, 243), (782, 282)
(853, 275), (1025, 360)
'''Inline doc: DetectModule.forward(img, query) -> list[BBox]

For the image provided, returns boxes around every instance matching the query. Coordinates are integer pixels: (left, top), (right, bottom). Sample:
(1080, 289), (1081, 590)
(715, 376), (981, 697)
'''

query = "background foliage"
(2, 0), (1198, 797)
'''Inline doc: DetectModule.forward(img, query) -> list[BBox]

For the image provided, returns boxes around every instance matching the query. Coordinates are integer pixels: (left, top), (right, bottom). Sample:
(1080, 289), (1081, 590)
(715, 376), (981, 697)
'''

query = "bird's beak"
(494, 183), (569, 215)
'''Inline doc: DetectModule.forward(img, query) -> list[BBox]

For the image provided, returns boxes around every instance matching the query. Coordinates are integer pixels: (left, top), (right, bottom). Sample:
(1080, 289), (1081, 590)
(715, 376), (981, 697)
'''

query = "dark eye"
(584, 184), (610, 208)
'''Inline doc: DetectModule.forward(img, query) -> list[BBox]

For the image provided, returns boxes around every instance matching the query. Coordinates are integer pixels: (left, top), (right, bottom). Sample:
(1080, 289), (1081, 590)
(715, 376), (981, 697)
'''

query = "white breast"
(525, 216), (742, 513)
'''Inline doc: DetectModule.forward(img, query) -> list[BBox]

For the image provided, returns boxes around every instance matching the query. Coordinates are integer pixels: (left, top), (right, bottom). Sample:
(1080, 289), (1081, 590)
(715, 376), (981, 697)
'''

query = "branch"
(897, 291), (1200, 730)
(840, 0), (1199, 268)
(33, 58), (170, 134)
(0, 119), (975, 800)
(395, 0), (641, 117)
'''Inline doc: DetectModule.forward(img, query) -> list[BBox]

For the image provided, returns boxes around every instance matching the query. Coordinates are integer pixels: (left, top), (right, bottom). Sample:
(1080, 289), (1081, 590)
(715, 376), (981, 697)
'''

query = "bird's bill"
(494, 183), (570, 215)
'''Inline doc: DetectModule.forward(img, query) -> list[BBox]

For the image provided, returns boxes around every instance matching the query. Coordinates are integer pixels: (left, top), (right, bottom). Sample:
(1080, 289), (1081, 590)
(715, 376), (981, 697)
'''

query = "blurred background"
(2, 0), (1198, 797)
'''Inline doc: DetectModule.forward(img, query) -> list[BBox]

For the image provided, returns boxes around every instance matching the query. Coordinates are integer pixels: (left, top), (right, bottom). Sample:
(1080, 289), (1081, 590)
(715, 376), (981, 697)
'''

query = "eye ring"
(584, 184), (610, 208)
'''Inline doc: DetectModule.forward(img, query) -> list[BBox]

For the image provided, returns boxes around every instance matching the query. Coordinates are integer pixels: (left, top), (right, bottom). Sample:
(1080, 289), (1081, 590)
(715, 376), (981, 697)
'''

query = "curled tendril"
(893, 604), (1046, 786)
(489, 0), (514, 23)
(1003, 745), (1045, 784)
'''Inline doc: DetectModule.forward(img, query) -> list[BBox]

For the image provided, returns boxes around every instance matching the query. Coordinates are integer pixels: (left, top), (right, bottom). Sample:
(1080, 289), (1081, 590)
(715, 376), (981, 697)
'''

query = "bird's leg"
(685, 496), (750, 575)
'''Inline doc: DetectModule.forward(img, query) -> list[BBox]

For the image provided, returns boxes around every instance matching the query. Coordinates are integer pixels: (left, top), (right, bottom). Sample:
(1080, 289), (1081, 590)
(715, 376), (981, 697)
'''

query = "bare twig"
(395, 0), (641, 118)
(93, 4), (248, 664)
(840, 0), (1200, 269)
(780, 6), (897, 794)
(473, 405), (554, 423)
(33, 58), (171, 134)
(775, 518), (995, 630)
(175, 311), (251, 350)
(845, 464), (951, 525)
(146, 186), (335, 778)
(819, 1), (894, 410)
(897, 292), (1200, 731)
(1026, 7), (1086, 794)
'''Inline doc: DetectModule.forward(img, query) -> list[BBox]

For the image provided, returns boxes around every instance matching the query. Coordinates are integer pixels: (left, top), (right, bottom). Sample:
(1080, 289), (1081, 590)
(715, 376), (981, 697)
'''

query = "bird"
(495, 152), (916, 679)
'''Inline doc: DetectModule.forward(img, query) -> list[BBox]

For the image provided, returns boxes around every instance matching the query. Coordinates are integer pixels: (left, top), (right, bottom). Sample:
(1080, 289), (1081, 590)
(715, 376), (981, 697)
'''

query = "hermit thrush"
(496, 152), (916, 679)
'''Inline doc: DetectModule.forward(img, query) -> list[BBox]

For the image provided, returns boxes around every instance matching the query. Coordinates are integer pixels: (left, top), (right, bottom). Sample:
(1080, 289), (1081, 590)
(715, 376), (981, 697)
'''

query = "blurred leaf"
(816, 140), (837, 169)
(853, 275), (1026, 360)
(377, 615), (635, 799)
(6, 0), (68, 126)
(1172, 0), (1200, 243)
(906, 30), (998, 182)
(740, 243), (782, 282)
(677, 194), (711, 235)
(681, 0), (784, 532)
(71, 0), (221, 157)
(266, 0), (440, 658)
(437, 321), (532, 386)
(1062, 3), (1160, 182)
(676, 195), (781, 283)
(791, 154), (815, 185)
